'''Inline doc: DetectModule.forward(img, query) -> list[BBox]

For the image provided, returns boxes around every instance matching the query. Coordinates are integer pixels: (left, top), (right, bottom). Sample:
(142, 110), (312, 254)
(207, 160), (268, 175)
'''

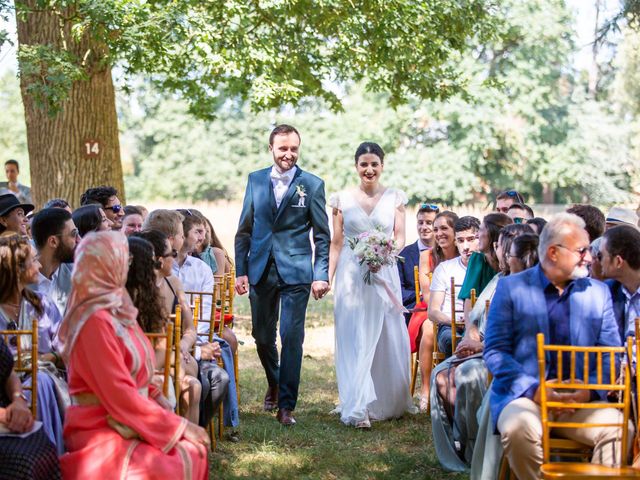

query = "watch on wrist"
(12, 392), (28, 403)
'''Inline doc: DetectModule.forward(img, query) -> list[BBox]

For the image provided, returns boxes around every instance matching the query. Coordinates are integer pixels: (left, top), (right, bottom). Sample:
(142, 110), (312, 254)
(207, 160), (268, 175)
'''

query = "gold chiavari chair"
(143, 322), (174, 398)
(170, 305), (182, 414)
(184, 287), (226, 447)
(0, 319), (38, 416)
(410, 265), (422, 396)
(537, 333), (640, 479)
(450, 278), (466, 355)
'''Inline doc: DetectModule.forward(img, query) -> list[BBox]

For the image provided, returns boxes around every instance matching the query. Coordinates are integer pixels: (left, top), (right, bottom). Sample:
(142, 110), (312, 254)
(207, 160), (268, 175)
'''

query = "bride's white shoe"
(355, 411), (371, 429)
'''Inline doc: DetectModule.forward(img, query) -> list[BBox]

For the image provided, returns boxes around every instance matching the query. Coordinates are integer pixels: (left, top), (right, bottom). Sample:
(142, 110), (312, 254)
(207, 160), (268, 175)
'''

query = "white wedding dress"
(329, 188), (416, 426)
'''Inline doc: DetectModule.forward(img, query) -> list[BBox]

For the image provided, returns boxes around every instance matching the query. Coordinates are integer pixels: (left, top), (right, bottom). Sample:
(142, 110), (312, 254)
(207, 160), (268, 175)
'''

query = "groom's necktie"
(270, 167), (295, 208)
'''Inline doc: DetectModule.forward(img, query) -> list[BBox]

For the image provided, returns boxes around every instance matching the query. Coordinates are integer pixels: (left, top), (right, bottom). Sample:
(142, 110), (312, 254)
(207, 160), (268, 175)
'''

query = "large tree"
(2, 0), (498, 206)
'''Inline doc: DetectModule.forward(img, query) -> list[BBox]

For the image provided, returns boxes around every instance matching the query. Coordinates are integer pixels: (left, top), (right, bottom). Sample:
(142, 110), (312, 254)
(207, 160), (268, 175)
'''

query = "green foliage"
(9, 0), (499, 118)
(17, 44), (87, 115)
(123, 0), (639, 207)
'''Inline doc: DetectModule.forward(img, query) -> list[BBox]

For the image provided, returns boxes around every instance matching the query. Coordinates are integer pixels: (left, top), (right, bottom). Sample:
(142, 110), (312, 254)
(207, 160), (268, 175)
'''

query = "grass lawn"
(209, 294), (469, 479)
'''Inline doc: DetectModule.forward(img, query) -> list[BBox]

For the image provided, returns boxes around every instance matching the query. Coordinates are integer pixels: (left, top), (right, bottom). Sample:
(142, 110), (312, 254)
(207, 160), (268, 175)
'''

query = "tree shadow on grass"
(209, 346), (468, 480)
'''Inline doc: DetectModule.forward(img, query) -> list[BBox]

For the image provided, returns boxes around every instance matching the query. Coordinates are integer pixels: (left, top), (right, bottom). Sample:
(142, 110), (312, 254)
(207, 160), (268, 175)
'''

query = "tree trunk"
(15, 1), (124, 208)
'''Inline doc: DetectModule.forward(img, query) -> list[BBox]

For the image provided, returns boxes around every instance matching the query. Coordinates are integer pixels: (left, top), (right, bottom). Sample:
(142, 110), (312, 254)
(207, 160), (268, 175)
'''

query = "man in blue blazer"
(397, 203), (439, 324)
(235, 125), (330, 426)
(484, 213), (623, 479)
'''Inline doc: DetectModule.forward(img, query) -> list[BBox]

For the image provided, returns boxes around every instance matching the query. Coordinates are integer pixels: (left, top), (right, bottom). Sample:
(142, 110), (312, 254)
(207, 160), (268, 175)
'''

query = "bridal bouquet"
(347, 226), (403, 284)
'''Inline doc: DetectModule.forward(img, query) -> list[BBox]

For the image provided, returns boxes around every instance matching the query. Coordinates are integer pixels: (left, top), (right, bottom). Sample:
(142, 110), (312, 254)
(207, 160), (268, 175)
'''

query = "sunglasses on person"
(55, 229), (80, 238)
(420, 203), (440, 213)
(160, 249), (178, 259)
(554, 244), (590, 260)
(104, 204), (123, 214)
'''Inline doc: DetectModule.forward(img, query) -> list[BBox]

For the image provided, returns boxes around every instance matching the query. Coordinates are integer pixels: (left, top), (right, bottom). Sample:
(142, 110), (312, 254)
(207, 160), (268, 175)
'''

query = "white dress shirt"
(270, 165), (297, 208)
(172, 255), (214, 338)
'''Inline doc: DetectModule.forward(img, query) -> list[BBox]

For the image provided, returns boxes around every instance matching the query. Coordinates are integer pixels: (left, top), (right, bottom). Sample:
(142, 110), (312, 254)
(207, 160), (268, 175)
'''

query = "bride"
(328, 142), (415, 428)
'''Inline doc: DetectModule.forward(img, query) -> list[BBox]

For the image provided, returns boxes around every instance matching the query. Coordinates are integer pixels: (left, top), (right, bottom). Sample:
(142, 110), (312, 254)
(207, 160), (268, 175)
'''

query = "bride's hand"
(369, 264), (381, 274)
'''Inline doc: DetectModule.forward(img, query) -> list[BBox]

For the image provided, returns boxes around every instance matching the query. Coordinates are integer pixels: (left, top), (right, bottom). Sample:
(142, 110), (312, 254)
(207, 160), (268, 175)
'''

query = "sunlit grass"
(210, 295), (468, 479)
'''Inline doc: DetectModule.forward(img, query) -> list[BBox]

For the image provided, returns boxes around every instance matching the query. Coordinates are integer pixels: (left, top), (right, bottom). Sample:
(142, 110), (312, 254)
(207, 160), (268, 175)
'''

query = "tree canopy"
(4, 0), (498, 117)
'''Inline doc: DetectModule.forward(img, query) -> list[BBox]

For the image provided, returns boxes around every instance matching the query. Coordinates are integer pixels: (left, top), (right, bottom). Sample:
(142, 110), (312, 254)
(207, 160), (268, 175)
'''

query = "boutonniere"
(294, 184), (307, 207)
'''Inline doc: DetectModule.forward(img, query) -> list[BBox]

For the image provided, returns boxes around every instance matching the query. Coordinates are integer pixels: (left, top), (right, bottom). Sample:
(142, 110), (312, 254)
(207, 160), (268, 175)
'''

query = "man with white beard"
(484, 213), (623, 479)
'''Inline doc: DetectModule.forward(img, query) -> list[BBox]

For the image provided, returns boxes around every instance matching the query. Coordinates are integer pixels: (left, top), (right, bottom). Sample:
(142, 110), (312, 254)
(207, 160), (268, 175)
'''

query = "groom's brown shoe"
(263, 386), (278, 412)
(277, 408), (296, 426)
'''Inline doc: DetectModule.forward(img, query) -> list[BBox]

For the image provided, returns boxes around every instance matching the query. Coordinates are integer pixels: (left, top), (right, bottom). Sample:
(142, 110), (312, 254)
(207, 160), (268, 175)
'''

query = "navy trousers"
(249, 258), (310, 411)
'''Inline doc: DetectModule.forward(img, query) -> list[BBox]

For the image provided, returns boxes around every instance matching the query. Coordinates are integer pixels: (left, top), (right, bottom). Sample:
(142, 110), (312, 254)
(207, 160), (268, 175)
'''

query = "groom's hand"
(311, 281), (330, 300)
(235, 275), (249, 295)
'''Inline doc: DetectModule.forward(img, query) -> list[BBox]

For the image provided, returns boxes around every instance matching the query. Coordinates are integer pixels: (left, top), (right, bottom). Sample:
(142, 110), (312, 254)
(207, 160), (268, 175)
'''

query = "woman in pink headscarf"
(58, 231), (209, 479)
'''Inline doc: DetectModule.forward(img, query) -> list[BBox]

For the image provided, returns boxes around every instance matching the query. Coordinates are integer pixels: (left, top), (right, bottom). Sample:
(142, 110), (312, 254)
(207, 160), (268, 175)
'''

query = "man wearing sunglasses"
(30, 207), (79, 315)
(80, 185), (125, 231)
(495, 189), (525, 214)
(599, 225), (640, 341)
(484, 213), (622, 478)
(398, 203), (439, 323)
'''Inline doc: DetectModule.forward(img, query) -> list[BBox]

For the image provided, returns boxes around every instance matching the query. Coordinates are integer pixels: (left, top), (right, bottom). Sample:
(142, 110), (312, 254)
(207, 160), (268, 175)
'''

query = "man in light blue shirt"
(600, 224), (640, 340)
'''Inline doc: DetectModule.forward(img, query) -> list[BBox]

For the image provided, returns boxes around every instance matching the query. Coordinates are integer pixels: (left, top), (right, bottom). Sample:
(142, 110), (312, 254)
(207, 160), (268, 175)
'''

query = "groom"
(235, 124), (331, 426)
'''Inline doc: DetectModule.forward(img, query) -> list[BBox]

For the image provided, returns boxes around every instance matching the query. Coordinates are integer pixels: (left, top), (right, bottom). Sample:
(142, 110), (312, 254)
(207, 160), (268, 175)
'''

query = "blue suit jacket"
(234, 166), (330, 285)
(606, 279), (627, 340)
(484, 265), (621, 431)
(398, 241), (420, 309)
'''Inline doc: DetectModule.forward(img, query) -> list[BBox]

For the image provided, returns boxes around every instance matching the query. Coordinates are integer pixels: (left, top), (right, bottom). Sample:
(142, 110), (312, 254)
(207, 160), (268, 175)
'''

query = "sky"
(0, 1), (622, 75)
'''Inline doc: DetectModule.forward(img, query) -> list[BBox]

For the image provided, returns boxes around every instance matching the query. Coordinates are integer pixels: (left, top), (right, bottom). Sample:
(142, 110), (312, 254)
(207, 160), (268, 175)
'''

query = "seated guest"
(605, 206), (639, 230)
(72, 204), (112, 237)
(484, 213), (623, 479)
(126, 236), (190, 411)
(431, 223), (535, 471)
(412, 210), (459, 411)
(507, 232), (539, 274)
(30, 208), (78, 315)
(0, 337), (61, 480)
(589, 237), (605, 280)
(0, 193), (33, 236)
(80, 185), (124, 231)
(58, 231), (209, 479)
(567, 204), (605, 242)
(458, 213), (512, 321)
(0, 234), (66, 453)
(190, 209), (233, 275)
(0, 159), (32, 204)
(122, 206), (144, 236)
(131, 233), (231, 424)
(429, 216), (480, 358)
(189, 210), (238, 353)
(506, 202), (534, 223)
(141, 211), (203, 423)
(43, 198), (72, 213)
(399, 203), (439, 323)
(526, 216), (547, 234)
(599, 225), (640, 340)
(135, 205), (149, 221)
(495, 190), (525, 214)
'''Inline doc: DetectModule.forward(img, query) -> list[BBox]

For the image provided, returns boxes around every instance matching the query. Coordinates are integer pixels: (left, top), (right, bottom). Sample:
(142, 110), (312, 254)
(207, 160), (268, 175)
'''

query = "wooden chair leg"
(218, 403), (224, 439)
(410, 352), (419, 396)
